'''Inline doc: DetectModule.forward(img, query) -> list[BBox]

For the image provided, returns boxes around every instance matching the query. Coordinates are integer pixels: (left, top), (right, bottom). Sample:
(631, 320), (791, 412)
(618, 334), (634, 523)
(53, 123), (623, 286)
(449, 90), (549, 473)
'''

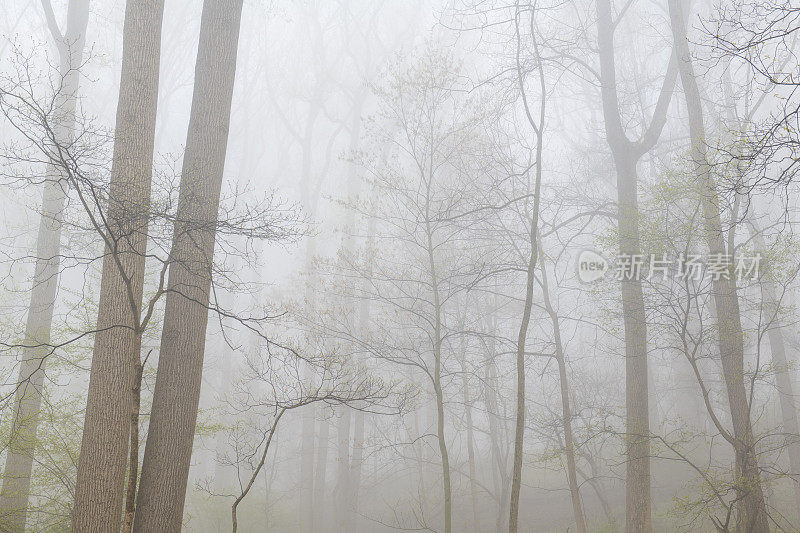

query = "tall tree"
(668, 2), (769, 530)
(595, 2), (676, 530)
(508, 3), (545, 531)
(72, 0), (165, 529)
(133, 0), (244, 529)
(0, 1), (89, 530)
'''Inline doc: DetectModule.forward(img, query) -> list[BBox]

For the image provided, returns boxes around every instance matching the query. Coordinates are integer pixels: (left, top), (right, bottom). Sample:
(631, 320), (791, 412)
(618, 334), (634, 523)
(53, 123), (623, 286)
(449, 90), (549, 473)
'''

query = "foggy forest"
(0, 0), (799, 531)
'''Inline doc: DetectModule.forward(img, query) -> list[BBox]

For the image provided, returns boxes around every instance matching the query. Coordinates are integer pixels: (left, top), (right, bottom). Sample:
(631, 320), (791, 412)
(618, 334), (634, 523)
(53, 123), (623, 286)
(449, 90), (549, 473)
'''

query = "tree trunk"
(123, 346), (147, 533)
(348, 409), (365, 532)
(72, 0), (164, 530)
(459, 333), (480, 533)
(617, 155), (651, 533)
(133, 0), (244, 529)
(747, 219), (800, 510)
(509, 7), (546, 529)
(333, 409), (351, 531)
(667, 2), (769, 531)
(313, 414), (330, 531)
(0, 2), (88, 530)
(595, 1), (677, 529)
(425, 210), (451, 533)
(539, 238), (587, 533)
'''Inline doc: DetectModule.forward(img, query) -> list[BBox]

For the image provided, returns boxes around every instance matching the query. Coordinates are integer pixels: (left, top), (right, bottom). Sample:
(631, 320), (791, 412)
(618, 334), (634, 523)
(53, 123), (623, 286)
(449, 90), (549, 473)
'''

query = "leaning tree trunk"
(667, 2), (769, 531)
(133, 0), (244, 530)
(0, 2), (88, 530)
(747, 219), (800, 510)
(538, 238), (587, 533)
(72, 0), (164, 530)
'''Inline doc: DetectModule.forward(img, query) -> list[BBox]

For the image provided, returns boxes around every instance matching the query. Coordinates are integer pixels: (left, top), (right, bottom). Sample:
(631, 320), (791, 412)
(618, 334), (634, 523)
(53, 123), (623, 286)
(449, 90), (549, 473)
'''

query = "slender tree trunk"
(123, 346), (148, 533)
(333, 409), (351, 531)
(299, 404), (315, 533)
(133, 0), (244, 529)
(508, 7), (546, 530)
(348, 409), (365, 532)
(459, 335), (480, 533)
(483, 322), (509, 533)
(313, 414), (330, 531)
(539, 238), (587, 533)
(747, 219), (800, 510)
(72, 0), (164, 530)
(425, 207), (451, 533)
(0, 2), (88, 530)
(667, 3), (769, 530)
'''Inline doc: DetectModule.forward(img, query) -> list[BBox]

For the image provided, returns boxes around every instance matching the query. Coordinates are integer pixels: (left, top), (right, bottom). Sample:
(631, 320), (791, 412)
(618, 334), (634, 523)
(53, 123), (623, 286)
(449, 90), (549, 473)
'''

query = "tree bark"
(133, 0), (244, 529)
(667, 3), (769, 531)
(72, 0), (164, 530)
(0, 2), (88, 530)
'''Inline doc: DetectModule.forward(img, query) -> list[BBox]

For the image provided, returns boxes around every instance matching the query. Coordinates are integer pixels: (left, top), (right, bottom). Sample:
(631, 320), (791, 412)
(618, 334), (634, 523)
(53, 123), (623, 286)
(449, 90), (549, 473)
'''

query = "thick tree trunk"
(133, 0), (244, 529)
(616, 156), (651, 533)
(595, 2), (676, 529)
(0, 2), (88, 530)
(539, 240), (587, 533)
(667, 2), (769, 531)
(72, 0), (164, 530)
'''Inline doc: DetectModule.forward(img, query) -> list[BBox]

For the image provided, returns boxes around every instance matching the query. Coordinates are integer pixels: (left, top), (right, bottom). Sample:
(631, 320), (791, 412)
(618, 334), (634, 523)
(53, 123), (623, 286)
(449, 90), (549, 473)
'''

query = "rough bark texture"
(0, 2), (89, 530)
(133, 0), (243, 529)
(595, 2), (676, 530)
(72, 0), (164, 530)
(667, 2), (769, 530)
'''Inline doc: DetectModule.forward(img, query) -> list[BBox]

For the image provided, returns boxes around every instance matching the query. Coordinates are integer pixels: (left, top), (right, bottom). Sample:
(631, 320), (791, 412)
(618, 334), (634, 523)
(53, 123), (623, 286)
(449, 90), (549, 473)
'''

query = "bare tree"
(667, 2), (769, 530)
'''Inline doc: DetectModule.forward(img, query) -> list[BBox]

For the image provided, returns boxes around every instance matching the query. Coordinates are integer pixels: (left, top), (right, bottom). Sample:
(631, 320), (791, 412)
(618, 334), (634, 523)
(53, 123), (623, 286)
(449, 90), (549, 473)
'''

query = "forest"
(0, 0), (798, 532)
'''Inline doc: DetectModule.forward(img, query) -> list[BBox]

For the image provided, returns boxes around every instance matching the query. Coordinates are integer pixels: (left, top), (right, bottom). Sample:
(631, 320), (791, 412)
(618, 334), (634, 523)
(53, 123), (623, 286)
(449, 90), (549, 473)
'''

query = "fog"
(0, 0), (799, 532)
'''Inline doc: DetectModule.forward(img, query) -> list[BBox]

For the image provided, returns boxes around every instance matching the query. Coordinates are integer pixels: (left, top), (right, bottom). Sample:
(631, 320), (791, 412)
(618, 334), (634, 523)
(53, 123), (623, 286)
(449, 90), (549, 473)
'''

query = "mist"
(0, 0), (798, 532)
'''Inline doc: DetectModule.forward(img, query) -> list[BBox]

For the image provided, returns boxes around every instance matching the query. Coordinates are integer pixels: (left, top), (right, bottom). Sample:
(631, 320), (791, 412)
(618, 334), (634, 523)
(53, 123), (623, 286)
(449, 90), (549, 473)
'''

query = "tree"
(134, 0), (245, 529)
(72, 0), (165, 529)
(0, 1), (88, 530)
(667, 2), (769, 529)
(595, 2), (676, 529)
(508, 2), (546, 531)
